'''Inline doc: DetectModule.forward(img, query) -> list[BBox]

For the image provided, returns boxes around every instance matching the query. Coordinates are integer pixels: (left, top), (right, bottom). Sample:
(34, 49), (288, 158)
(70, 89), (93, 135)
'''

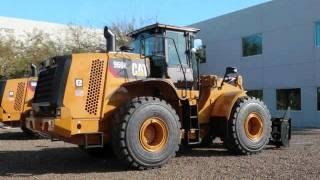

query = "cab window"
(132, 33), (164, 57)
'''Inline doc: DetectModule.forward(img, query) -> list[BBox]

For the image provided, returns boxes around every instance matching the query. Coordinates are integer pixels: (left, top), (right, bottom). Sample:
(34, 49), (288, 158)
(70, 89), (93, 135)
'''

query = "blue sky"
(0, 0), (271, 28)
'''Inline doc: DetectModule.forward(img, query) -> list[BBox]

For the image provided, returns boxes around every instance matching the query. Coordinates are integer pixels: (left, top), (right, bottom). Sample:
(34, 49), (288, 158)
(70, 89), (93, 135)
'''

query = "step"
(84, 132), (104, 149)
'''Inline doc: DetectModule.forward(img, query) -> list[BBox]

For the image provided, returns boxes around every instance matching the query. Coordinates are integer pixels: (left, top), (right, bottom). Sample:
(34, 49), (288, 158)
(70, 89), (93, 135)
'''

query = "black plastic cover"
(0, 80), (6, 106)
(33, 55), (71, 113)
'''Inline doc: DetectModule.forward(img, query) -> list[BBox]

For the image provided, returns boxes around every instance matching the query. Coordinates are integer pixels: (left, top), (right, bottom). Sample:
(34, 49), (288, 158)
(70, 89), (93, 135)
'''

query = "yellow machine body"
(0, 77), (37, 126)
(25, 24), (290, 169)
(27, 52), (246, 145)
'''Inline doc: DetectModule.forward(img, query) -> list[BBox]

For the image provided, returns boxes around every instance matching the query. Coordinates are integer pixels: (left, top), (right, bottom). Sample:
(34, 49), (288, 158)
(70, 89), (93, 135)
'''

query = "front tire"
(225, 97), (271, 155)
(112, 97), (181, 170)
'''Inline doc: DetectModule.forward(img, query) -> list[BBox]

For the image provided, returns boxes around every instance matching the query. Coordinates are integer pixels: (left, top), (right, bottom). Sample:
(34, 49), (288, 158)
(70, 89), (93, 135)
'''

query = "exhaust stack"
(104, 26), (116, 52)
(30, 64), (38, 77)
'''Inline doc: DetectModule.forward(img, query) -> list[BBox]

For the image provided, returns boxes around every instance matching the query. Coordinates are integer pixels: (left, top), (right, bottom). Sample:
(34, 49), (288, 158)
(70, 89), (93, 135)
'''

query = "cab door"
(165, 30), (194, 87)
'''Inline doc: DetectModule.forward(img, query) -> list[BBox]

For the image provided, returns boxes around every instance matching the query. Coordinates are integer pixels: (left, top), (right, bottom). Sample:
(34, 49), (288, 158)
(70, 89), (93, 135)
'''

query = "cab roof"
(128, 23), (200, 37)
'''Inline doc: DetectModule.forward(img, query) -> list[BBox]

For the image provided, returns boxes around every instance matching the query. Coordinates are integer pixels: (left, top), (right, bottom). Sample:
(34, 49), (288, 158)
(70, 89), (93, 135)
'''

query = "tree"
(0, 18), (154, 79)
(14, 29), (62, 77)
(0, 26), (105, 79)
(110, 19), (136, 49)
(64, 24), (105, 53)
(109, 18), (155, 49)
(0, 29), (62, 78)
(0, 34), (18, 79)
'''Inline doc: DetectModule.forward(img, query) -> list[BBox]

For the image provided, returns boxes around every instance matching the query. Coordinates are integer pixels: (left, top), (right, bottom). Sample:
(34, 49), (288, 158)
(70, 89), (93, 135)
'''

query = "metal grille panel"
(14, 82), (25, 111)
(85, 59), (104, 115)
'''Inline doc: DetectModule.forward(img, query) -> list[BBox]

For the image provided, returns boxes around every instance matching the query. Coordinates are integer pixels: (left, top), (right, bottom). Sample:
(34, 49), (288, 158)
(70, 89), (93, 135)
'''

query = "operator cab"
(128, 23), (205, 89)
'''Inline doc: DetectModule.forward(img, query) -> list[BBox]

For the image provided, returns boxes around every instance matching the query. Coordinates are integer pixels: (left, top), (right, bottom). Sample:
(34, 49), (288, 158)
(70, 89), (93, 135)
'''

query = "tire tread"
(225, 96), (271, 155)
(112, 96), (180, 170)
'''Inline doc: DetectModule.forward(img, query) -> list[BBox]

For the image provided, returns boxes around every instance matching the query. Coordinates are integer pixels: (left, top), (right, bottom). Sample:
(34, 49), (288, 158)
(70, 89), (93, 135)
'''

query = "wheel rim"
(139, 117), (168, 152)
(244, 113), (264, 142)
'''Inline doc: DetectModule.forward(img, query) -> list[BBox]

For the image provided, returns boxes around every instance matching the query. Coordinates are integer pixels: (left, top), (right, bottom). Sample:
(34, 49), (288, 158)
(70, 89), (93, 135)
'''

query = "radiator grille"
(85, 59), (104, 115)
(14, 82), (25, 111)
(33, 67), (56, 103)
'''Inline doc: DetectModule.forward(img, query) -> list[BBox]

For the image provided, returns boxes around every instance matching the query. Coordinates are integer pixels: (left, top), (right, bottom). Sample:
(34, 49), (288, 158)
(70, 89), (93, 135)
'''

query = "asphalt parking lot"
(0, 127), (319, 180)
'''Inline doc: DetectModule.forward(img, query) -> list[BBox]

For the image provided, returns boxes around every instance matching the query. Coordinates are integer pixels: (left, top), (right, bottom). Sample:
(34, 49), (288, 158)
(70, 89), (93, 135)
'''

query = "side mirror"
(226, 67), (238, 75)
(193, 39), (206, 64)
(194, 39), (203, 49)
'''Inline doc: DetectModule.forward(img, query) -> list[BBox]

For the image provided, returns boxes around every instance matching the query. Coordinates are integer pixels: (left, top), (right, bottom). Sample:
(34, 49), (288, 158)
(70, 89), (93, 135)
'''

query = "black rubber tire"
(111, 97), (181, 170)
(224, 97), (271, 155)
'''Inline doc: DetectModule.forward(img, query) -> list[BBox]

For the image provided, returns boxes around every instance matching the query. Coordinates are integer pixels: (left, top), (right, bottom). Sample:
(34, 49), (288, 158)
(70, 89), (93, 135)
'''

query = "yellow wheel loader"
(26, 24), (291, 169)
(0, 67), (37, 135)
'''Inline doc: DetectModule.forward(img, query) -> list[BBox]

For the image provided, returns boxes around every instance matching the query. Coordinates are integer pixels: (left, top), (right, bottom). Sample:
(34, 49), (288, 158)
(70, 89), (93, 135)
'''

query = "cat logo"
(132, 63), (148, 77)
(109, 59), (149, 79)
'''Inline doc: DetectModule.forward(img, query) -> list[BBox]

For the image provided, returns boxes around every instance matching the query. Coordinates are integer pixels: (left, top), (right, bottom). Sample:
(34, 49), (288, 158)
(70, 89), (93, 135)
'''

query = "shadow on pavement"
(0, 147), (129, 177)
(2, 130), (315, 177)
(0, 143), (237, 177)
(177, 143), (232, 157)
(0, 132), (38, 141)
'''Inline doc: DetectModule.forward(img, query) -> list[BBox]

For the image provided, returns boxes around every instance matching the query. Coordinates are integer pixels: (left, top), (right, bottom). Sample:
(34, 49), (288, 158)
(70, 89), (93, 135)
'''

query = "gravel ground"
(0, 128), (319, 180)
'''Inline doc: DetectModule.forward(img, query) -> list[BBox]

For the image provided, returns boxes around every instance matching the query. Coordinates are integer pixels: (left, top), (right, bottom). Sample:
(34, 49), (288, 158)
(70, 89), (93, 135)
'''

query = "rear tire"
(225, 97), (271, 155)
(112, 97), (180, 170)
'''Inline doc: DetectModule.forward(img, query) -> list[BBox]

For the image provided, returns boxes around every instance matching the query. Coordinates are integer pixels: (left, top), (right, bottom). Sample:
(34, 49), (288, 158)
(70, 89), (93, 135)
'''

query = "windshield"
(132, 33), (164, 57)
(131, 31), (189, 68)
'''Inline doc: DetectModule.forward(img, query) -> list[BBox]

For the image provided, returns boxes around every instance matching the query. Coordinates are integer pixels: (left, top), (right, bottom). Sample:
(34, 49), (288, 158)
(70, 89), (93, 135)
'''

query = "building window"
(276, 88), (301, 111)
(242, 34), (263, 57)
(316, 22), (320, 47)
(317, 88), (320, 111)
(247, 90), (263, 100)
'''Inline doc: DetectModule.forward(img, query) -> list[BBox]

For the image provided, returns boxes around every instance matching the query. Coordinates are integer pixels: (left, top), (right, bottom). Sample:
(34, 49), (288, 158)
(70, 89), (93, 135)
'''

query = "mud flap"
(270, 108), (292, 147)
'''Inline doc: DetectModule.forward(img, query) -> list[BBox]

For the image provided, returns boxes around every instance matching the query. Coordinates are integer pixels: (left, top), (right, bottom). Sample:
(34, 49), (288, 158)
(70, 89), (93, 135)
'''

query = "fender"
(121, 78), (184, 101)
(211, 91), (247, 120)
